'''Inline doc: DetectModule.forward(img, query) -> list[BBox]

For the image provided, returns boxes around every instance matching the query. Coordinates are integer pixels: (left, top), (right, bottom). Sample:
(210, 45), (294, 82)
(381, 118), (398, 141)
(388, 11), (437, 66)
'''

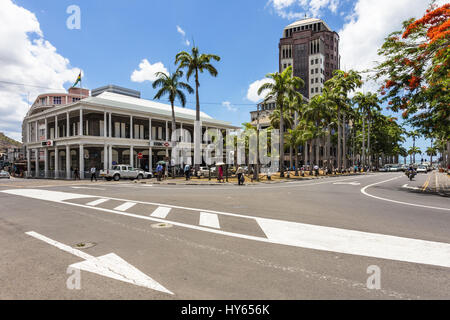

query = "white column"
(149, 147), (153, 171)
(109, 145), (113, 169)
(44, 118), (48, 140)
(26, 148), (31, 178)
(79, 109), (83, 136)
(130, 116), (134, 139)
(44, 148), (49, 178)
(149, 118), (152, 141)
(35, 121), (38, 142)
(104, 145), (108, 170)
(27, 122), (30, 143)
(55, 147), (59, 179)
(104, 112), (107, 138)
(130, 146), (134, 167)
(66, 145), (71, 179)
(55, 115), (59, 139)
(109, 113), (112, 138)
(66, 112), (70, 137)
(165, 121), (169, 141)
(35, 149), (39, 178)
(79, 145), (85, 179)
(180, 123), (183, 142)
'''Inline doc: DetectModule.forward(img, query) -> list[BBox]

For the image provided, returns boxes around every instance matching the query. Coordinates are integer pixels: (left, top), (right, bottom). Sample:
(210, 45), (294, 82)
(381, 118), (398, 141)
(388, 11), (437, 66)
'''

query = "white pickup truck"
(100, 165), (152, 181)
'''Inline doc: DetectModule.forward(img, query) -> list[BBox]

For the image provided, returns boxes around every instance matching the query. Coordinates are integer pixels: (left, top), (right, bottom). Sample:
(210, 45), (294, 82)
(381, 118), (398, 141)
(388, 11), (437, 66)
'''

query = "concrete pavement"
(0, 172), (448, 299)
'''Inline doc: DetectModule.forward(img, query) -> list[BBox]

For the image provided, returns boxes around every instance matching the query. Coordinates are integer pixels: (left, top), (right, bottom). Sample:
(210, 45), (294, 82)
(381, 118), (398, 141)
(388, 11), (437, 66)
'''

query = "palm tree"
(285, 122), (314, 176)
(257, 66), (304, 177)
(408, 146), (422, 164)
(407, 130), (421, 164)
(353, 92), (381, 169)
(325, 70), (362, 171)
(153, 70), (194, 177)
(175, 46), (221, 170)
(426, 146), (437, 165)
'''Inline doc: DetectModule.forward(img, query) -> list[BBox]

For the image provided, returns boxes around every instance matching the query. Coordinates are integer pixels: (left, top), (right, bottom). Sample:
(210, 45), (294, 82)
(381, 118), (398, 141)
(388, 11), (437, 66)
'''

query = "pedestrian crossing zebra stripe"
(3, 189), (450, 269)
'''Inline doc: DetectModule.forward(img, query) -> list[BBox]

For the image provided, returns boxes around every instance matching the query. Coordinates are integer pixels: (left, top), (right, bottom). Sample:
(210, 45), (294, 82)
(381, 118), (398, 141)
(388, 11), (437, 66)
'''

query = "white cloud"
(176, 25), (190, 47)
(176, 25), (186, 37)
(339, 0), (446, 91)
(246, 78), (275, 103)
(0, 0), (80, 142)
(222, 101), (237, 112)
(268, 0), (340, 19)
(130, 59), (169, 83)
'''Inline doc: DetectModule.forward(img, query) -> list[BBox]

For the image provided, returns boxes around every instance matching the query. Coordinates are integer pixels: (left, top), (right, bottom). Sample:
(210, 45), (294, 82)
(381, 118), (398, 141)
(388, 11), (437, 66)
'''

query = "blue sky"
(1, 0), (440, 162)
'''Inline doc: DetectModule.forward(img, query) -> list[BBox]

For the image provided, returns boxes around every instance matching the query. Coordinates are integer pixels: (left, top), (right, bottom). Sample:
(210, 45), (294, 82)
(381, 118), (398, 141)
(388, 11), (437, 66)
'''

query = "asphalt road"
(0, 172), (448, 300)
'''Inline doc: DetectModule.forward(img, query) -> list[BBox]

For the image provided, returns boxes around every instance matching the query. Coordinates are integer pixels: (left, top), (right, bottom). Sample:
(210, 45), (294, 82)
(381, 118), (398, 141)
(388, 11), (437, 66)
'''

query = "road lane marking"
(256, 218), (450, 268)
(402, 184), (420, 191)
(333, 182), (361, 186)
(361, 177), (450, 212)
(114, 202), (137, 212)
(151, 207), (172, 218)
(422, 176), (431, 192)
(5, 189), (450, 268)
(25, 231), (173, 294)
(86, 199), (109, 206)
(71, 187), (106, 191)
(199, 212), (220, 229)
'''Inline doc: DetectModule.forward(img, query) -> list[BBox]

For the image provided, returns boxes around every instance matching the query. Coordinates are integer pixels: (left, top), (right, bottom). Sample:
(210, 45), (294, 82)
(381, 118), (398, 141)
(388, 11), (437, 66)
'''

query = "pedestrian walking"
(218, 165), (224, 183)
(184, 164), (191, 181)
(74, 167), (80, 180)
(236, 166), (244, 186)
(314, 164), (319, 176)
(156, 164), (163, 181)
(90, 166), (97, 182)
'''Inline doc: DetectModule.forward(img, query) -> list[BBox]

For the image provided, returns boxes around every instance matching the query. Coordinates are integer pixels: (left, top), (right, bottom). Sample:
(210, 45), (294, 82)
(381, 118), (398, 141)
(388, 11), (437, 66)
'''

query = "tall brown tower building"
(279, 18), (340, 99)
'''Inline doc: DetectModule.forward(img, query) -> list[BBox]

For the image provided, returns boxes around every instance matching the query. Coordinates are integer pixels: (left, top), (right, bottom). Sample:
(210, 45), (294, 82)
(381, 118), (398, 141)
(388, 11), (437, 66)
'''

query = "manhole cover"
(152, 223), (173, 229)
(73, 242), (97, 249)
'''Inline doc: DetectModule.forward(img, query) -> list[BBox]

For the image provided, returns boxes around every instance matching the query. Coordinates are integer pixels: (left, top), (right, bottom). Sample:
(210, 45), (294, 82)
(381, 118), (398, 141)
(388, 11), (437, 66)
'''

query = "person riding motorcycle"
(406, 165), (416, 180)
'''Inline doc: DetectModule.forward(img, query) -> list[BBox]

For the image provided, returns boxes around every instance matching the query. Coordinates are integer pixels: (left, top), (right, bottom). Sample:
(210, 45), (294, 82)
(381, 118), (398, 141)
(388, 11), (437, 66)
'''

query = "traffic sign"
(138, 153), (143, 159)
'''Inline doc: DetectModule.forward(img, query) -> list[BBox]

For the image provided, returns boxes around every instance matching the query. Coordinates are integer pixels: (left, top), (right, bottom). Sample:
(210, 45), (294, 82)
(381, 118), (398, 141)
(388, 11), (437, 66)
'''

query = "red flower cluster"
(403, 4), (450, 53)
(385, 80), (396, 88)
(408, 76), (421, 89)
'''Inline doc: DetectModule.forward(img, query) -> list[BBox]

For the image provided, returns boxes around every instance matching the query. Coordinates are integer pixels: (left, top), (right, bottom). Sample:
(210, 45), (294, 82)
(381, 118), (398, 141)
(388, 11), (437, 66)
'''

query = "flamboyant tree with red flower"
(375, 1), (449, 140)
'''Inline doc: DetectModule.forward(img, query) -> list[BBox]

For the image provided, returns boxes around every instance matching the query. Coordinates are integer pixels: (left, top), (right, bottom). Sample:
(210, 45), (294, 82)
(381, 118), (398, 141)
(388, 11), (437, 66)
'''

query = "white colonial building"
(23, 85), (237, 179)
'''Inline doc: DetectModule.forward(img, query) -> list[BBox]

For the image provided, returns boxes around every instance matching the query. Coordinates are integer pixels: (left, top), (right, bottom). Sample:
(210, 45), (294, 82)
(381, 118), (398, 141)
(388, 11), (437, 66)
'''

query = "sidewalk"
(136, 172), (368, 186)
(423, 171), (450, 197)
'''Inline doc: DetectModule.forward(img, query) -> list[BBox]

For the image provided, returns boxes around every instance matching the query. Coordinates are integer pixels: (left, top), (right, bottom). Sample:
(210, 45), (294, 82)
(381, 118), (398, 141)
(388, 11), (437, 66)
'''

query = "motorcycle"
(405, 170), (416, 181)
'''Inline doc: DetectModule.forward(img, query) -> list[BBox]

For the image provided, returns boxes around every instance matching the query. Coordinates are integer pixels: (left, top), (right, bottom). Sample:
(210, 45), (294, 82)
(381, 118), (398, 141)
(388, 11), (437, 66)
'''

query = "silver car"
(0, 170), (10, 179)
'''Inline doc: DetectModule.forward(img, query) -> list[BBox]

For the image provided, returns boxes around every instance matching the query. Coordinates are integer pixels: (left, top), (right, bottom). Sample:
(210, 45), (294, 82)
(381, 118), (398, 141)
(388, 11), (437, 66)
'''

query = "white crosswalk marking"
(151, 207), (172, 218)
(199, 212), (220, 229)
(114, 202), (137, 212)
(86, 198), (109, 206)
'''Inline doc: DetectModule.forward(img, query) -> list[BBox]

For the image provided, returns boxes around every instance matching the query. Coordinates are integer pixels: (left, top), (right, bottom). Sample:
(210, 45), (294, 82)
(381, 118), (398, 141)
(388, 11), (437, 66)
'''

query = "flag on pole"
(72, 72), (82, 88)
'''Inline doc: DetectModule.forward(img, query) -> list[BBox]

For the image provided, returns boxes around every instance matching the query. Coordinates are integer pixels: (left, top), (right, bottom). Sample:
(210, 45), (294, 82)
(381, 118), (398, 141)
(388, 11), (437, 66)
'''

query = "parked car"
(0, 170), (10, 179)
(416, 165), (428, 174)
(197, 166), (216, 177)
(379, 165), (390, 172)
(389, 165), (400, 172)
(100, 165), (149, 181)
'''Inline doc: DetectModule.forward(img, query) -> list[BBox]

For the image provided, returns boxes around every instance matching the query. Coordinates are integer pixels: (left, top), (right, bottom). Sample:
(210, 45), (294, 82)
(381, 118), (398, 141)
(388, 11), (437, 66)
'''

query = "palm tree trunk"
(295, 148), (299, 176)
(337, 107), (341, 172)
(280, 102), (285, 177)
(368, 116), (371, 170)
(171, 102), (177, 179)
(327, 127), (331, 171)
(343, 112), (347, 171)
(194, 69), (201, 177)
(362, 117), (366, 167)
(413, 136), (416, 164)
(289, 146), (293, 173)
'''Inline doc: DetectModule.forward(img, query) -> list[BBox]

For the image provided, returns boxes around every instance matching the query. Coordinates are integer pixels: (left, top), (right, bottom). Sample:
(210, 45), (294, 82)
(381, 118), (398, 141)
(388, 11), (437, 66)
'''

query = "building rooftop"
(284, 18), (331, 33)
(83, 92), (237, 128)
(92, 85), (141, 98)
